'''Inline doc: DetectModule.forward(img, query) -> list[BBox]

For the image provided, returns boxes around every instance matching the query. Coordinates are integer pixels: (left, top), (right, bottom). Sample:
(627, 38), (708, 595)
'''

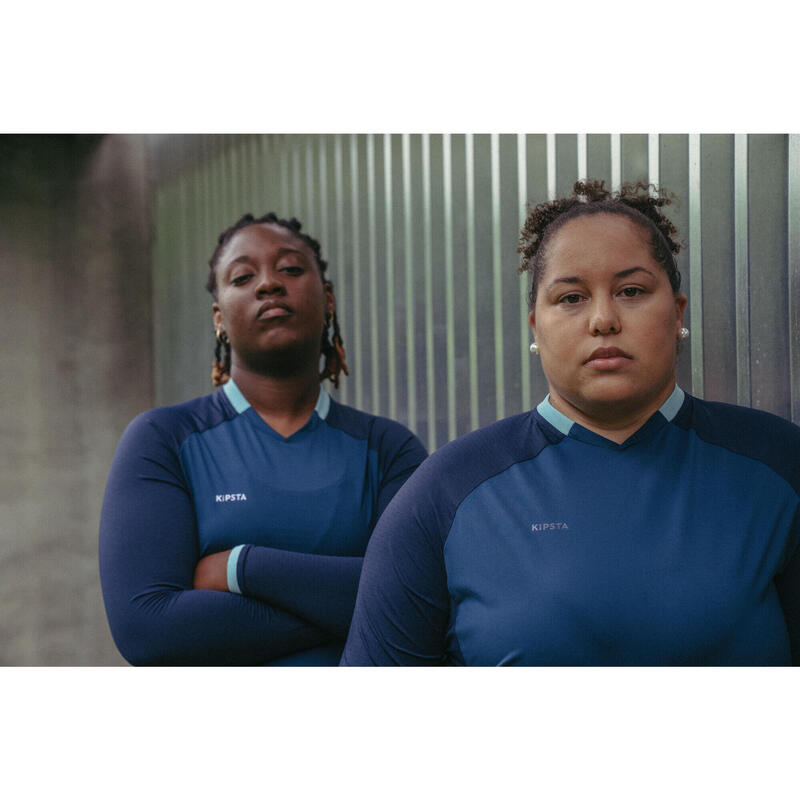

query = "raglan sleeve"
(232, 422), (429, 638)
(340, 452), (452, 666)
(98, 411), (333, 665)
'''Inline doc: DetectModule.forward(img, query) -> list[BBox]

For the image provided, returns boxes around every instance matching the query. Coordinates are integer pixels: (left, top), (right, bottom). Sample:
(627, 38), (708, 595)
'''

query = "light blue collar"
(536, 384), (685, 436)
(222, 379), (330, 420)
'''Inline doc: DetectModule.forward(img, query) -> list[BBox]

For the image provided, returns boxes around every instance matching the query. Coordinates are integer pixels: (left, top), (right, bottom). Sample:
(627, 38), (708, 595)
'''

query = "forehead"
(546, 213), (653, 269)
(221, 222), (316, 264)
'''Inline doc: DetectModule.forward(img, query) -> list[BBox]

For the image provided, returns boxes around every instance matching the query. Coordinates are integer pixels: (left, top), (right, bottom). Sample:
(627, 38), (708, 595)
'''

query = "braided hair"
(206, 212), (349, 389)
(518, 180), (683, 309)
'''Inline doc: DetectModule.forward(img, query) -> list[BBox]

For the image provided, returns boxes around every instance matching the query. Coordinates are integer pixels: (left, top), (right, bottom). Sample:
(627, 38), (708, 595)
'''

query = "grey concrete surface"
(1, 135), (153, 664)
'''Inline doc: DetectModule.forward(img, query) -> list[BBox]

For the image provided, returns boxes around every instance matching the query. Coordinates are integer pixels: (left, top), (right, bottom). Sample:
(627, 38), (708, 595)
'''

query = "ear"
(674, 293), (687, 332)
(212, 302), (223, 332)
(528, 309), (537, 340)
(324, 282), (336, 317)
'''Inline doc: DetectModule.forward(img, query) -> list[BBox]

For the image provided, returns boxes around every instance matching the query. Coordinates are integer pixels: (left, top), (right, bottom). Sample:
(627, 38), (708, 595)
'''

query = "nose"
(254, 268), (285, 296)
(589, 297), (620, 336)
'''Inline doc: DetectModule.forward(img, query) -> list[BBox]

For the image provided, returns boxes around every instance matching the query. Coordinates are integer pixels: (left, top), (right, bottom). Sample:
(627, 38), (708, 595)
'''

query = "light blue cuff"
(227, 545), (245, 594)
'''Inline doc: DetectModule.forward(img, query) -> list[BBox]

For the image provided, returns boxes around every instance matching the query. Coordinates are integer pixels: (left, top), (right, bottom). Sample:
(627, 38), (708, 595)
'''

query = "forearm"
(104, 582), (333, 666)
(231, 546), (363, 639)
(99, 412), (333, 666)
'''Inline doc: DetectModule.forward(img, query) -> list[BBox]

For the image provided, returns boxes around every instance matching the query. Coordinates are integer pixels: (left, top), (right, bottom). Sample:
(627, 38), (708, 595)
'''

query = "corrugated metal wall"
(150, 134), (800, 451)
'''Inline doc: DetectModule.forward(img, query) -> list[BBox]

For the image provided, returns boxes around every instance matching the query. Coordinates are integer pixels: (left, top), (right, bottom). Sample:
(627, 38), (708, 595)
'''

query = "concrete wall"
(0, 135), (152, 664)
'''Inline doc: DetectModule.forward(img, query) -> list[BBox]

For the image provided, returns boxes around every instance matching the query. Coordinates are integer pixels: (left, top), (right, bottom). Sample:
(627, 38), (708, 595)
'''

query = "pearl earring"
(530, 342), (539, 355)
(679, 327), (690, 341)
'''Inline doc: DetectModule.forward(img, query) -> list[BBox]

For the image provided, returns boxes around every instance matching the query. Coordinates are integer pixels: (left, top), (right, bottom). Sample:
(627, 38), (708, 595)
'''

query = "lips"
(583, 346), (633, 370)
(256, 301), (292, 321)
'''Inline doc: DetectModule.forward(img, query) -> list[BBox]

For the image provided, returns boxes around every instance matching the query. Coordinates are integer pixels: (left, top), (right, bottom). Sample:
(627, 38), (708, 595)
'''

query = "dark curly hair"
(206, 212), (349, 389)
(518, 180), (683, 309)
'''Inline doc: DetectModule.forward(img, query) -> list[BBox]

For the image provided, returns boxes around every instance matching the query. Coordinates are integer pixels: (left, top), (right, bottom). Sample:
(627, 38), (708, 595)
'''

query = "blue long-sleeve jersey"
(341, 388), (800, 666)
(99, 380), (427, 665)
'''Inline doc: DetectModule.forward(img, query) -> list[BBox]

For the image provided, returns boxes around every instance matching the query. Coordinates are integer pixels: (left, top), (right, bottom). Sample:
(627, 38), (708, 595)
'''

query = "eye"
(558, 293), (585, 305)
(231, 274), (252, 286)
(619, 286), (644, 298)
(280, 265), (304, 276)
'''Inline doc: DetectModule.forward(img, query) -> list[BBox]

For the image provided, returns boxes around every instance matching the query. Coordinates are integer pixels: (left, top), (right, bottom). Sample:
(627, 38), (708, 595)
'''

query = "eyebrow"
(546, 266), (657, 290)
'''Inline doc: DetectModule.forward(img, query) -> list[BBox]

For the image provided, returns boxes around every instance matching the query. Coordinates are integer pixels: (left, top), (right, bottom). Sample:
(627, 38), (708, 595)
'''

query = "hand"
(193, 550), (232, 592)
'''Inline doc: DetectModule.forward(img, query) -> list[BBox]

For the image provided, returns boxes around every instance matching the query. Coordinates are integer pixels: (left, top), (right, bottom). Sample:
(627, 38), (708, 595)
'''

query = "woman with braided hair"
(342, 180), (800, 666)
(100, 213), (426, 665)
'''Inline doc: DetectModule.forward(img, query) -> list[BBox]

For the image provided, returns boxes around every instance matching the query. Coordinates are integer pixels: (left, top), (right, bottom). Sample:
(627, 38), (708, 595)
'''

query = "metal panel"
(465, 134), (479, 431)
(442, 134), (457, 441)
(422, 134), (436, 451)
(734, 134), (751, 406)
(748, 135), (790, 418)
(150, 133), (797, 443)
(402, 134), (417, 432)
(517, 134), (530, 412)
(700, 134), (736, 404)
(491, 133), (504, 419)
(790, 135), (800, 424)
(648, 133), (660, 189)
(688, 134), (705, 397)
(349, 135), (363, 411)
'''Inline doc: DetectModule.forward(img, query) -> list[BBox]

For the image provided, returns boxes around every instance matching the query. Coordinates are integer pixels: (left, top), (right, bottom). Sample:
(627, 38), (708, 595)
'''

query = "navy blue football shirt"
(99, 381), (426, 665)
(341, 388), (800, 665)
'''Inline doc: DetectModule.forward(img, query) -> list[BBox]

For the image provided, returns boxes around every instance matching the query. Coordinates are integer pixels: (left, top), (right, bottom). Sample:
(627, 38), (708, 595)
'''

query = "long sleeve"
(340, 455), (451, 666)
(234, 547), (362, 639)
(98, 412), (332, 665)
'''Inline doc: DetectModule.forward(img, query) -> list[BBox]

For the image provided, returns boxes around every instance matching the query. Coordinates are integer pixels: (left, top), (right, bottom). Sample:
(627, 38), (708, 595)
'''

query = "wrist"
(226, 544), (246, 593)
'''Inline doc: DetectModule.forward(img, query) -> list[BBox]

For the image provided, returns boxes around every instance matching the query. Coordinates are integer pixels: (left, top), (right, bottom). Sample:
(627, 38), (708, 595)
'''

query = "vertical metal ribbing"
(187, 163), (202, 373)
(240, 137), (250, 212)
(610, 134), (622, 192)
(333, 135), (348, 405)
(152, 188), (166, 404)
(228, 138), (242, 215)
(220, 139), (231, 222)
(546, 134), (557, 200)
(383, 133), (397, 421)
(349, 135), (363, 410)
(317, 137), (329, 260)
(577, 133), (587, 182)
(366, 134), (379, 414)
(443, 134), (457, 441)
(491, 133), (505, 420)
(279, 136), (289, 216)
(304, 135), (315, 234)
(210, 139), (222, 242)
(788, 134), (800, 424)
(517, 133), (531, 412)
(734, 134), (751, 407)
(402, 134), (417, 432)
(688, 133), (705, 397)
(291, 139), (302, 219)
(465, 134), (479, 431)
(648, 133), (660, 191)
(251, 135), (262, 213)
(422, 133), (436, 451)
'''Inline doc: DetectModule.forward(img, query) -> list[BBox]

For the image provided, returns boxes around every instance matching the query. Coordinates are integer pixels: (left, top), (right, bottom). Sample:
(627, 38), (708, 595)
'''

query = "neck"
(230, 361), (322, 437)
(548, 381), (676, 444)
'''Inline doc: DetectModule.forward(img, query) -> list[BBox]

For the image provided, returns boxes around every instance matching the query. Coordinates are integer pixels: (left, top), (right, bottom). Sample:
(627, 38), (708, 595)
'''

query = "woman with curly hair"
(99, 213), (427, 665)
(342, 181), (800, 666)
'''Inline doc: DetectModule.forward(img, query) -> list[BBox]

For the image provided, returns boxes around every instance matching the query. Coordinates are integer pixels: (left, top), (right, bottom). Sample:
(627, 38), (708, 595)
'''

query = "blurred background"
(2, 133), (798, 665)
